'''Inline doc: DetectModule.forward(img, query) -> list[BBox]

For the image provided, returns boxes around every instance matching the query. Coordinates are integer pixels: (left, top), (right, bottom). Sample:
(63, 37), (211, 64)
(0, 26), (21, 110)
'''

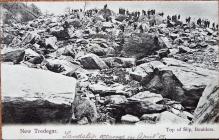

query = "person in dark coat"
(212, 22), (215, 30)
(133, 23), (137, 30)
(139, 24), (143, 33)
(178, 15), (180, 20)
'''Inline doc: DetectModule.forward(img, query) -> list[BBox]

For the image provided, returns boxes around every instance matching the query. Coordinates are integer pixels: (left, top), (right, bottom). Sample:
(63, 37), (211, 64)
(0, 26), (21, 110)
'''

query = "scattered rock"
(121, 114), (140, 124)
(2, 63), (77, 124)
(157, 111), (190, 124)
(193, 80), (219, 124)
(140, 113), (160, 121)
(1, 49), (25, 64)
(45, 36), (58, 50)
(72, 90), (98, 123)
(79, 53), (109, 69)
(129, 91), (163, 104)
(103, 57), (135, 68)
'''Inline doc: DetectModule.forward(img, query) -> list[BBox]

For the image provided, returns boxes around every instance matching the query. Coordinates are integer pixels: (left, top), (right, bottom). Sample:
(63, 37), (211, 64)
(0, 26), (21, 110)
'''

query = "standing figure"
(139, 24), (143, 33)
(133, 23), (137, 30)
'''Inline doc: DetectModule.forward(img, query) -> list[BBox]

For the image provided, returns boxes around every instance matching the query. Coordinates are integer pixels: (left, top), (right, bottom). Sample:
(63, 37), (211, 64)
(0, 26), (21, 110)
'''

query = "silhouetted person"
(104, 4), (107, 9)
(167, 15), (171, 20)
(139, 24), (143, 33)
(212, 22), (215, 29)
(178, 15), (180, 20)
(133, 23), (137, 30)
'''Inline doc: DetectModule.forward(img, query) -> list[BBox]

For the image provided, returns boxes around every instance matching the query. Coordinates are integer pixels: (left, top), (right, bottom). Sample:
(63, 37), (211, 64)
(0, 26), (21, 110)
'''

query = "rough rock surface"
(193, 80), (219, 124)
(2, 4), (218, 125)
(157, 111), (190, 124)
(79, 53), (109, 69)
(2, 64), (77, 123)
(1, 49), (25, 64)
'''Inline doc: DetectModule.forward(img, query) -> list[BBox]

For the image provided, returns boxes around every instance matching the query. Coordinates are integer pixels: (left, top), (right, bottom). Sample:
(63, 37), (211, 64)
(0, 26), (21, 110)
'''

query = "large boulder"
(1, 49), (25, 64)
(79, 53), (109, 70)
(2, 64), (77, 123)
(193, 80), (219, 124)
(141, 58), (218, 110)
(122, 33), (165, 59)
(161, 58), (218, 93)
(122, 33), (168, 59)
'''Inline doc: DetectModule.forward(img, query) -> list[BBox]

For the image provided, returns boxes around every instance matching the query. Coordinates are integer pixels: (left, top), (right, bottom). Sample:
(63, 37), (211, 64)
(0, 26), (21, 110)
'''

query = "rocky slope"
(1, 5), (218, 124)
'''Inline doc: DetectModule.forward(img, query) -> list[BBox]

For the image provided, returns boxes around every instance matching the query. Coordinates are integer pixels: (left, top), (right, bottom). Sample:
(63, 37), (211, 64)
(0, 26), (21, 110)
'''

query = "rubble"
(2, 4), (218, 125)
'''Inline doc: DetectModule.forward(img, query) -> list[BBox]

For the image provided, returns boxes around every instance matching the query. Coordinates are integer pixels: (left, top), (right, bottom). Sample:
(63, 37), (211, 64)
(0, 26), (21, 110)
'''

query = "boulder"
(157, 48), (170, 58)
(205, 39), (217, 45)
(2, 64), (77, 123)
(122, 34), (165, 59)
(115, 15), (128, 22)
(109, 100), (166, 119)
(103, 57), (135, 68)
(21, 31), (40, 46)
(206, 28), (214, 35)
(161, 58), (218, 92)
(79, 53), (109, 69)
(178, 45), (192, 53)
(193, 80), (219, 124)
(170, 33), (178, 40)
(140, 113), (160, 121)
(8, 37), (22, 47)
(160, 37), (172, 48)
(121, 114), (140, 124)
(25, 48), (40, 57)
(46, 59), (80, 73)
(141, 58), (218, 110)
(129, 91), (163, 104)
(3, 34), (15, 45)
(87, 43), (108, 56)
(67, 19), (82, 28)
(72, 88), (98, 123)
(157, 111), (190, 124)
(24, 48), (44, 64)
(45, 36), (58, 50)
(50, 28), (70, 40)
(1, 49), (25, 64)
(102, 22), (114, 28)
(89, 82), (128, 96)
(130, 61), (165, 82)
(105, 95), (128, 104)
(27, 55), (44, 65)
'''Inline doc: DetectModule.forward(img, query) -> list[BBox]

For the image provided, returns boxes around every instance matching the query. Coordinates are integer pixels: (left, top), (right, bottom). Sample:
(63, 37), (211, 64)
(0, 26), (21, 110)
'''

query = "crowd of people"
(65, 5), (218, 34)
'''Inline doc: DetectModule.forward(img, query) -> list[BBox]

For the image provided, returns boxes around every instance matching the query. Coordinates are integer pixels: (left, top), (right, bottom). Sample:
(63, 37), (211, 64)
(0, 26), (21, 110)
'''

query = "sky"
(28, 1), (218, 23)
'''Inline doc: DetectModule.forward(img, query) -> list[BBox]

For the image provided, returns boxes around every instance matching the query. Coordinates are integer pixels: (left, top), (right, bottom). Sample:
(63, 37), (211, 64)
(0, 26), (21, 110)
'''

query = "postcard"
(1, 1), (219, 139)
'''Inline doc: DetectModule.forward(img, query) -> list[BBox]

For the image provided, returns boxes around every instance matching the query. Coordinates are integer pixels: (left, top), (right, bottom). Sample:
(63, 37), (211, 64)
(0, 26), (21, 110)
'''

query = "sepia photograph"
(0, 0), (219, 139)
